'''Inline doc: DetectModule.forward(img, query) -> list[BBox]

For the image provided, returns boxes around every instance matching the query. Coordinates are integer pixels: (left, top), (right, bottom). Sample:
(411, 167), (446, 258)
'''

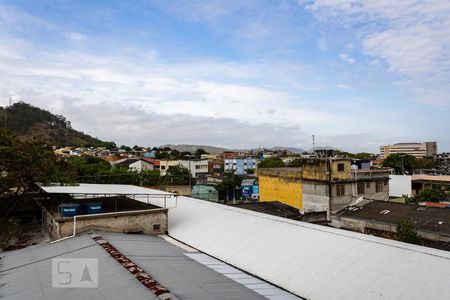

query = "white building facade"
(180, 159), (209, 178)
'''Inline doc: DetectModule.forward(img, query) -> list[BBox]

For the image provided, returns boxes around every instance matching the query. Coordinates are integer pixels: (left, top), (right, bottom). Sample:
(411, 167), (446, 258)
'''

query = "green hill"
(0, 102), (111, 147)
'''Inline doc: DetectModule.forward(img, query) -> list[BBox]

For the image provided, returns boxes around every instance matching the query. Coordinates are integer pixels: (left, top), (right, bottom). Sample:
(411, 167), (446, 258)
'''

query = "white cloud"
(64, 31), (89, 42)
(306, 0), (450, 105)
(339, 53), (355, 64)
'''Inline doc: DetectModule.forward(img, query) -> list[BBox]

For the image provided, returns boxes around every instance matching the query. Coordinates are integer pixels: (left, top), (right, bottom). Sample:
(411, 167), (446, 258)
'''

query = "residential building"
(380, 142), (437, 159)
(411, 174), (450, 195)
(113, 158), (159, 172)
(159, 159), (181, 175)
(200, 153), (218, 159)
(208, 157), (223, 176)
(180, 159), (209, 178)
(222, 150), (238, 160)
(258, 158), (390, 216)
(339, 200), (450, 247)
(224, 156), (257, 175)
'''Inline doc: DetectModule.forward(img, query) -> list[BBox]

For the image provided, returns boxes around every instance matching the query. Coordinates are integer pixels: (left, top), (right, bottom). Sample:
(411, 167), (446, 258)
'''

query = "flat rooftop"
(230, 201), (301, 220)
(44, 196), (159, 219)
(0, 233), (298, 300)
(340, 200), (450, 236)
(412, 174), (450, 183)
(39, 183), (175, 196)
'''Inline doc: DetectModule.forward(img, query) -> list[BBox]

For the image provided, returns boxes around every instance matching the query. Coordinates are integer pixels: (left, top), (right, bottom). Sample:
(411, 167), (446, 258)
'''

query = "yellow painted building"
(259, 168), (303, 209)
(258, 159), (354, 211)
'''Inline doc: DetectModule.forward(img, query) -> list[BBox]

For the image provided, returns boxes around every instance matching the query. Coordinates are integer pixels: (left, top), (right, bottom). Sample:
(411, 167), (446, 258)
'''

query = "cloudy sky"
(0, 0), (449, 152)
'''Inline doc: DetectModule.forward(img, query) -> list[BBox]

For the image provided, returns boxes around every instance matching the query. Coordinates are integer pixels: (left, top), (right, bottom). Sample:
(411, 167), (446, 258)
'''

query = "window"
(336, 184), (345, 196)
(376, 181), (383, 193)
(161, 165), (166, 170)
(337, 163), (345, 172)
(357, 182), (365, 194)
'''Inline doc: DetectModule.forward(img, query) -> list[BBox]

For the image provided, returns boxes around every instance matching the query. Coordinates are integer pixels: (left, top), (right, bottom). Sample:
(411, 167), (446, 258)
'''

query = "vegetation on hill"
(0, 129), (73, 196)
(382, 153), (437, 174)
(258, 157), (287, 168)
(0, 102), (114, 147)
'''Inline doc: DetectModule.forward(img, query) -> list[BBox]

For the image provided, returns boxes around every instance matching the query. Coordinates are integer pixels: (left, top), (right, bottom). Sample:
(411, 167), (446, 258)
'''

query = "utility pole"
(312, 134), (316, 154)
(185, 154), (193, 189)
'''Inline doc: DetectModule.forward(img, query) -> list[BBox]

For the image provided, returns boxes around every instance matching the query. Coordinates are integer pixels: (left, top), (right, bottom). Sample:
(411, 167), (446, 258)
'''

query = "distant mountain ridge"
(160, 144), (230, 154)
(0, 101), (108, 147)
(161, 144), (306, 154)
(267, 146), (305, 154)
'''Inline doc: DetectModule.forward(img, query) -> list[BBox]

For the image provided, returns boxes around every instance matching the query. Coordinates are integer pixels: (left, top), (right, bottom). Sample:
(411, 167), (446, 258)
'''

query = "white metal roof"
(154, 193), (450, 300)
(39, 183), (174, 196)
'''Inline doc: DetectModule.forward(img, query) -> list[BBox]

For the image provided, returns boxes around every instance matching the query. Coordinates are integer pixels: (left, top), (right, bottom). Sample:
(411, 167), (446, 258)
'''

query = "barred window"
(376, 181), (383, 193)
(336, 184), (345, 196)
(357, 182), (365, 194)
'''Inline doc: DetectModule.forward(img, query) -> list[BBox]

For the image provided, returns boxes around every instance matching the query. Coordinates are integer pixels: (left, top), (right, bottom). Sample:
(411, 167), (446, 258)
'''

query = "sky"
(0, 0), (449, 152)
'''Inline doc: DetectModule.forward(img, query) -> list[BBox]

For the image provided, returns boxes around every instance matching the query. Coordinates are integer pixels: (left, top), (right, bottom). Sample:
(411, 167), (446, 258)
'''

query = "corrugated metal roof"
(101, 233), (293, 299)
(0, 235), (156, 300)
(1, 233), (284, 300)
(39, 183), (174, 195)
(154, 192), (450, 300)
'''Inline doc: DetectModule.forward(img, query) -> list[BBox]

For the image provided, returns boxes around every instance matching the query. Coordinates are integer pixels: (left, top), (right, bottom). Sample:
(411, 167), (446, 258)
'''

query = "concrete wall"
(331, 160), (353, 181)
(340, 217), (450, 243)
(302, 181), (329, 212)
(301, 159), (329, 181)
(46, 208), (168, 240)
(389, 175), (412, 197)
(156, 185), (192, 196)
(259, 168), (303, 209)
(362, 180), (389, 200)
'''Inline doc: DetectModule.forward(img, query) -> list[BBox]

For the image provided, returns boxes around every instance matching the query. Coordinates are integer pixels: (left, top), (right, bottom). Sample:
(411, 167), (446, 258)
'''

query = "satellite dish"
(350, 164), (359, 170)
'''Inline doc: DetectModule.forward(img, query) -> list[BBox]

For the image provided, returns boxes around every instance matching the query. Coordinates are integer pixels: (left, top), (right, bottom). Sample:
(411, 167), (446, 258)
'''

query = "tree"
(288, 159), (302, 167)
(169, 149), (180, 159)
(0, 130), (74, 195)
(194, 148), (208, 159)
(163, 165), (190, 185)
(396, 219), (421, 245)
(414, 156), (437, 170)
(382, 153), (416, 174)
(216, 173), (242, 202)
(414, 187), (446, 203)
(354, 152), (372, 159)
(66, 156), (111, 180)
(258, 157), (286, 168)
(101, 141), (117, 150)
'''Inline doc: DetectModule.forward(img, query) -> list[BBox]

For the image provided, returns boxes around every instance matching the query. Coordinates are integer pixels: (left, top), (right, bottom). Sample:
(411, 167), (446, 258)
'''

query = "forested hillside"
(0, 102), (110, 147)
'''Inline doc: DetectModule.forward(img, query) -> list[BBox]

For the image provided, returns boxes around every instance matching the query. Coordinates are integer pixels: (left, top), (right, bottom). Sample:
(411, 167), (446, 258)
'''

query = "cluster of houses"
(51, 143), (450, 248)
